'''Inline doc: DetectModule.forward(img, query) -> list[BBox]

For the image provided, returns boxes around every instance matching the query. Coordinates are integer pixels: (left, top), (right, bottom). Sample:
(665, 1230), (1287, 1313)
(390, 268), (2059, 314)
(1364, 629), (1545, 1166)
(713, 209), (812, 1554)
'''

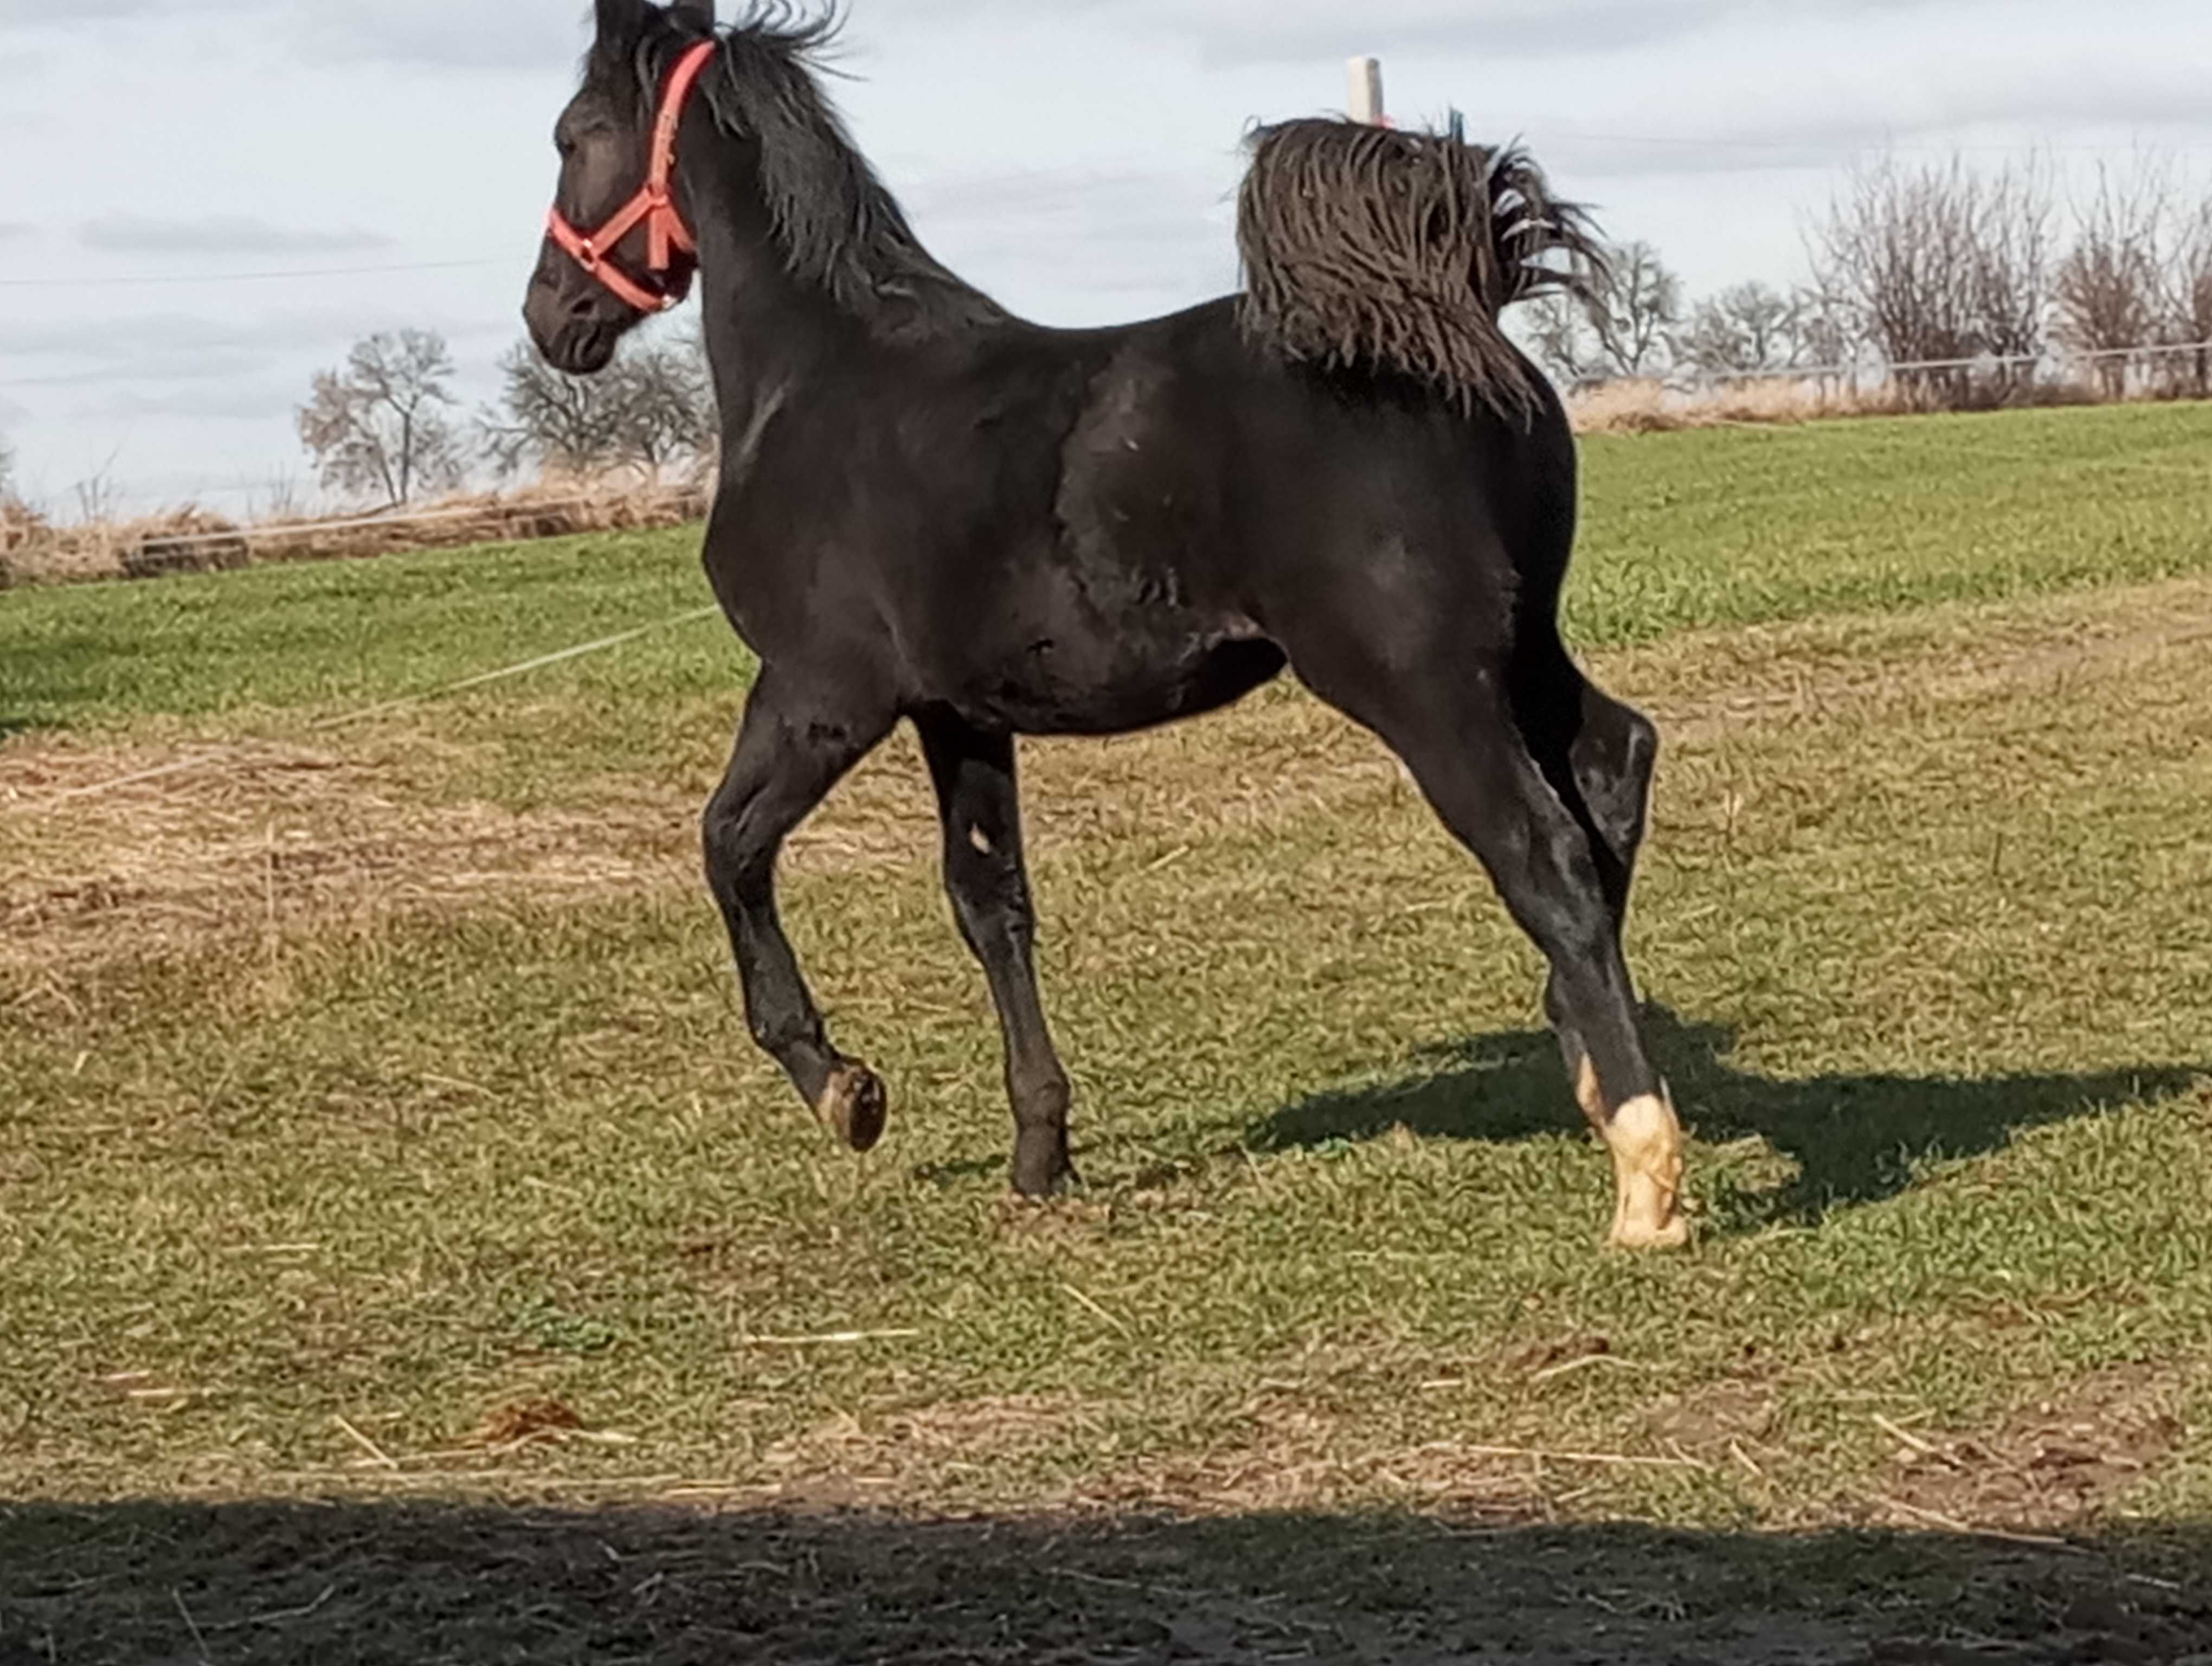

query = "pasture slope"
(3, 402), (2211, 1663)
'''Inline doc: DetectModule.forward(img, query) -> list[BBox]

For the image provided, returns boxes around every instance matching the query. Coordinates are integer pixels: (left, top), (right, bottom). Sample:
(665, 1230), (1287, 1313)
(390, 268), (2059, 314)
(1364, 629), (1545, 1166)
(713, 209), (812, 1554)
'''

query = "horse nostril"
(568, 293), (600, 321)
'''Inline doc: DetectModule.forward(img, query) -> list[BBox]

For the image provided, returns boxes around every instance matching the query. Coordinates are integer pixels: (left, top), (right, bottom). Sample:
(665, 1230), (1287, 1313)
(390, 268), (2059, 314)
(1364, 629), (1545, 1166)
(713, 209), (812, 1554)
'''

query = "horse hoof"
(1010, 1135), (1077, 1200)
(817, 1064), (888, 1154)
(1609, 1213), (1692, 1252)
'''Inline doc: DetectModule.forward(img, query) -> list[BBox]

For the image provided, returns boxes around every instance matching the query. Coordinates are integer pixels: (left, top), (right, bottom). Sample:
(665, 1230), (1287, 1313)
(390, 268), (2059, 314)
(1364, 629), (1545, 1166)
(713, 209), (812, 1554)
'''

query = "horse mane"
(610, 3), (1007, 342)
(1236, 116), (1606, 421)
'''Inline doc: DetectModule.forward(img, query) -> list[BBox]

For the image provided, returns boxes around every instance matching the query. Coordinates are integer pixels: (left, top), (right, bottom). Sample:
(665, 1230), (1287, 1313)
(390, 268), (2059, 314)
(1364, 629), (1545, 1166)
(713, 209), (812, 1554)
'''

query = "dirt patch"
(757, 1394), (1110, 1503)
(1874, 1367), (2187, 1533)
(0, 738), (693, 978)
(1644, 1377), (1780, 1461)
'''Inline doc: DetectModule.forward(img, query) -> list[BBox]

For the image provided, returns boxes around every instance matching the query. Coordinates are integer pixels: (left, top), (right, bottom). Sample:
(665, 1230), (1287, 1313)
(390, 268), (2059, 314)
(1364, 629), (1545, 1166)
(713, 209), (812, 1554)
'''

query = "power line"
(0, 257), (511, 291)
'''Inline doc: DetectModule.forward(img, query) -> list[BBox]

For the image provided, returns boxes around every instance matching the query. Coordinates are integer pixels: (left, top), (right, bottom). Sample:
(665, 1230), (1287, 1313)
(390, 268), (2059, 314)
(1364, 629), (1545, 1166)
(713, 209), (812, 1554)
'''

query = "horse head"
(525, 0), (718, 374)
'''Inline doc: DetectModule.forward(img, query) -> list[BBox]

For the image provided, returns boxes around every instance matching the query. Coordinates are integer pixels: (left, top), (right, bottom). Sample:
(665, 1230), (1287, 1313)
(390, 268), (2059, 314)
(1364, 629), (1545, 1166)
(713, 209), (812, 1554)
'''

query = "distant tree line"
(1522, 152), (2212, 406)
(278, 152), (2212, 508)
(296, 329), (717, 509)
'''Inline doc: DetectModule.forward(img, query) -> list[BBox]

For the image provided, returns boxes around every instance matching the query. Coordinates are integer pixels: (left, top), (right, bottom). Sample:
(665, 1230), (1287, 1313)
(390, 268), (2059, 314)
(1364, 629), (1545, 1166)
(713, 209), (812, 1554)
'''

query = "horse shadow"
(1249, 1007), (2205, 1231)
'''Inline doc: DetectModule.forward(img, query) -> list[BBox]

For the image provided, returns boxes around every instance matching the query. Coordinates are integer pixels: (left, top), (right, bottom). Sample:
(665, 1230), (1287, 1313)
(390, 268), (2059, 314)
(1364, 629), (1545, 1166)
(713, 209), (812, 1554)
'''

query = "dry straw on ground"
(0, 478), (708, 588)
(1563, 375), (2113, 435)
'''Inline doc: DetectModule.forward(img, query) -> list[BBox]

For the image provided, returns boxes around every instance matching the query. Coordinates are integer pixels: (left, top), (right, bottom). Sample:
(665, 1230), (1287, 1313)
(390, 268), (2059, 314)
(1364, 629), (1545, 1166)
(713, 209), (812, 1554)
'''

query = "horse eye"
(556, 135), (577, 159)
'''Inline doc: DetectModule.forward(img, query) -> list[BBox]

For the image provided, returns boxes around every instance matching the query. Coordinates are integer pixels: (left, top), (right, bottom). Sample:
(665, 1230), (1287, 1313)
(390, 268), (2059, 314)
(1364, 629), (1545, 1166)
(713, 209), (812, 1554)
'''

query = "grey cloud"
(0, 311), (368, 373)
(1536, 84), (2212, 185)
(80, 216), (396, 257)
(83, 379), (308, 422)
(0, 0), (241, 23)
(0, 223), (31, 243)
(904, 163), (1237, 316)
(288, 0), (583, 73)
(918, 0), (1954, 68)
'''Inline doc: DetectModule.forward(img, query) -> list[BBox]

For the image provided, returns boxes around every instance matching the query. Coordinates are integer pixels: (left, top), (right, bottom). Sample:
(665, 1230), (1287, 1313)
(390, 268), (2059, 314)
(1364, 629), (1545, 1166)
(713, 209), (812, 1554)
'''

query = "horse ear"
(596, 0), (646, 45)
(668, 0), (715, 30)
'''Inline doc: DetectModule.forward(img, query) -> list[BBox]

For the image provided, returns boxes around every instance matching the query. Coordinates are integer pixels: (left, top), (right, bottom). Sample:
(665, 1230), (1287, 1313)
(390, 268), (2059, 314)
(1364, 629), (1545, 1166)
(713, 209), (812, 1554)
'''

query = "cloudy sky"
(1, 0), (2208, 515)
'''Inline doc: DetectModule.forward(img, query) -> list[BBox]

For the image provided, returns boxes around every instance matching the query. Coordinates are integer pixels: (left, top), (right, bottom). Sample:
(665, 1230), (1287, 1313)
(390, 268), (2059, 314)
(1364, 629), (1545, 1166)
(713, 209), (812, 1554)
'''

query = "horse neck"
(677, 130), (862, 433)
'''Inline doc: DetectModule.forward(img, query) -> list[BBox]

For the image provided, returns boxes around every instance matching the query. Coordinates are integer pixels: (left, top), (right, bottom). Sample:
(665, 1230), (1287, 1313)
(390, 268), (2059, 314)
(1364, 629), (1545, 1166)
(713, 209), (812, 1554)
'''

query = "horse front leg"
(704, 667), (897, 1151)
(915, 709), (1078, 1197)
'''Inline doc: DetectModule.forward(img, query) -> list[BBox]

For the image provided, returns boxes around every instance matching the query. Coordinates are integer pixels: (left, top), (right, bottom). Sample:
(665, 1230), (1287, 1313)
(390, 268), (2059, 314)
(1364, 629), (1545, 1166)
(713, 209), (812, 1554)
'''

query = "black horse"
(525, 0), (1690, 1248)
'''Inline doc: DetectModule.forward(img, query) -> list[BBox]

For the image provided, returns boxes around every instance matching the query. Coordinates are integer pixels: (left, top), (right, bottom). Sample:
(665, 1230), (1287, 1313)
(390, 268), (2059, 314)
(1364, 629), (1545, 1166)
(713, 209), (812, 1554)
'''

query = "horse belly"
(959, 625), (1285, 737)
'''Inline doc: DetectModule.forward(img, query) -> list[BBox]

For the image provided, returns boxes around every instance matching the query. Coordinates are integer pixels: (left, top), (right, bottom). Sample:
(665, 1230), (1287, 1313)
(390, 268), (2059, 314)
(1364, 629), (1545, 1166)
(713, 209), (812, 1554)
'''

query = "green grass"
(0, 529), (740, 734)
(2, 406), (2211, 1661)
(4, 402), (2211, 734)
(7, 579), (2207, 1520)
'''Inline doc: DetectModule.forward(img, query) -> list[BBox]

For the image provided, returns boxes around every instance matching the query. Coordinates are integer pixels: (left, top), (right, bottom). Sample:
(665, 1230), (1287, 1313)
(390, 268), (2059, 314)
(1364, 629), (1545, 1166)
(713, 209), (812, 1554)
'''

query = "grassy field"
(3, 403), (2212, 1663)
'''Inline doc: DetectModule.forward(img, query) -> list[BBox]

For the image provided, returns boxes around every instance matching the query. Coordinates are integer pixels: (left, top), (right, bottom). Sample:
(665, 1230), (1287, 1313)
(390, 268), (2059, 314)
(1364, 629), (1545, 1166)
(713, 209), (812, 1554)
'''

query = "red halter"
(545, 40), (720, 315)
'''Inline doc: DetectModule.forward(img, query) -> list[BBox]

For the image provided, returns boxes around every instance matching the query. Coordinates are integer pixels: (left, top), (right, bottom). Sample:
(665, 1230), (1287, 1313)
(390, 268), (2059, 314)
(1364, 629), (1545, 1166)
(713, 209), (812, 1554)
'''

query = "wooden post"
(1347, 56), (1386, 126)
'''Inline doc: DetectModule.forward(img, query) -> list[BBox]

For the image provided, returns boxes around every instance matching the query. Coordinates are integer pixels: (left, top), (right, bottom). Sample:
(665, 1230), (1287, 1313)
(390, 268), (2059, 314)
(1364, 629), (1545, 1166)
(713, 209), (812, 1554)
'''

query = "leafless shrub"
(1815, 153), (2054, 407)
(1569, 376), (1902, 435)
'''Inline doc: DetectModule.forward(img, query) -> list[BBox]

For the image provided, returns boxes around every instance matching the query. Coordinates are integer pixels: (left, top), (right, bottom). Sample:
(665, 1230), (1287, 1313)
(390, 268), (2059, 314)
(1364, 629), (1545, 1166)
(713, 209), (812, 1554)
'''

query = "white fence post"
(1348, 56), (1386, 126)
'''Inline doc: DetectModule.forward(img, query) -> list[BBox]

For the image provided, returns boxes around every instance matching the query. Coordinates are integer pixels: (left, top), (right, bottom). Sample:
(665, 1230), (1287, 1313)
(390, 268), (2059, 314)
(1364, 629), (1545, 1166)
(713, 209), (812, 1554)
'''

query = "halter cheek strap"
(545, 39), (720, 315)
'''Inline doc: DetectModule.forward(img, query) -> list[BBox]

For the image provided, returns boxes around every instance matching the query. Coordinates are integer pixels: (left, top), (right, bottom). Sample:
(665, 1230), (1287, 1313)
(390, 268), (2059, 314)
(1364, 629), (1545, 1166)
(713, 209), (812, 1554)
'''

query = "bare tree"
(2165, 199), (2212, 396)
(610, 337), (716, 476)
(1592, 241), (1684, 378)
(1684, 281), (1806, 375)
(484, 335), (715, 480)
(1517, 292), (1609, 387)
(1971, 163), (2055, 375)
(1816, 154), (2054, 405)
(298, 330), (467, 507)
(1791, 280), (1861, 371)
(484, 345), (623, 477)
(2055, 163), (2169, 395)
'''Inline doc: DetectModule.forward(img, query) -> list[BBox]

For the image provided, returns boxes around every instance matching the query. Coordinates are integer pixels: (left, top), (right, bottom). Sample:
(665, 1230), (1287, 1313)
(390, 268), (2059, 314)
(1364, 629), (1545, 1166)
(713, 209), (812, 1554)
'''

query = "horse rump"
(1236, 116), (1604, 421)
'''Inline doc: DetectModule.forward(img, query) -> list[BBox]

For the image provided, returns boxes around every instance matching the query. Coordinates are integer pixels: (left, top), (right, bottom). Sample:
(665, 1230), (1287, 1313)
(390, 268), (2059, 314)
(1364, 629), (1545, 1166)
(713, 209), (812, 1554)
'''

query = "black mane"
(602, 4), (1007, 343)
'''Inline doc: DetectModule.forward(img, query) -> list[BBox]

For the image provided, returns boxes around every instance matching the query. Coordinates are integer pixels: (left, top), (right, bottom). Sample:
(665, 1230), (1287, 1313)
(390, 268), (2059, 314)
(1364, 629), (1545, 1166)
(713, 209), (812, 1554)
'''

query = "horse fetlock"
(815, 1062), (889, 1154)
(1572, 1054), (1608, 1134)
(1010, 1123), (1077, 1200)
(1604, 1089), (1689, 1251)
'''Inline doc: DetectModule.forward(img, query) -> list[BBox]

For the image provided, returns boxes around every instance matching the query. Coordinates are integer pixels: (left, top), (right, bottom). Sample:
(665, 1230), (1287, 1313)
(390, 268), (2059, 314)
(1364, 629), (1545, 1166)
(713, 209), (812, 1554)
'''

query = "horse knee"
(701, 790), (773, 900)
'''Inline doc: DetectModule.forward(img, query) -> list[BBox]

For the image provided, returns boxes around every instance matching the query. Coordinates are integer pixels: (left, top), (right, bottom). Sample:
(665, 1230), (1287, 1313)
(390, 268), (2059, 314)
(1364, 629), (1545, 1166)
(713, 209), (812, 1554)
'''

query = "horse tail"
(1235, 115), (1605, 422)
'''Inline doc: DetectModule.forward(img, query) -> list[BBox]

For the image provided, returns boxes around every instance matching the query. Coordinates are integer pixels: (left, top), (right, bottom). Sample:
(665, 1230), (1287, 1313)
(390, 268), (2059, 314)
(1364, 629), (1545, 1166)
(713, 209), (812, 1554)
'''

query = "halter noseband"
(545, 39), (720, 315)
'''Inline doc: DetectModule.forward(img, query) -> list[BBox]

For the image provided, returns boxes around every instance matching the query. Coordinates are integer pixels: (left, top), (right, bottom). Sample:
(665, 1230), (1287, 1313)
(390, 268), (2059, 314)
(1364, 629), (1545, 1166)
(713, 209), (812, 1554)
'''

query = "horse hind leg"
(704, 668), (897, 1152)
(1302, 644), (1689, 1249)
(1441, 703), (1684, 1248)
(1517, 650), (1660, 932)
